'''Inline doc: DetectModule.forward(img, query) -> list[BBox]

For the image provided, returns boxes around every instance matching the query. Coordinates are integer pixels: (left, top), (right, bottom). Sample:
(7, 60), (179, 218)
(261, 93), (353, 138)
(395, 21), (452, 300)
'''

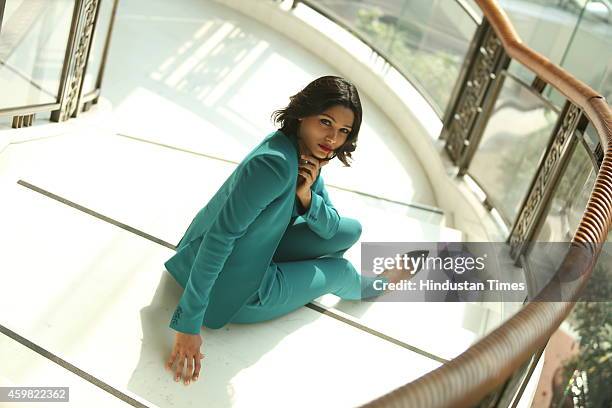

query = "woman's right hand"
(165, 332), (205, 385)
(297, 154), (328, 191)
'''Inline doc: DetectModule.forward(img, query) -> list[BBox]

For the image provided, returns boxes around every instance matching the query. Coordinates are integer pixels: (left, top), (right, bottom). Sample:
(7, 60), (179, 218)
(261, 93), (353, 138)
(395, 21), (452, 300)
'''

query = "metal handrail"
(359, 0), (611, 406)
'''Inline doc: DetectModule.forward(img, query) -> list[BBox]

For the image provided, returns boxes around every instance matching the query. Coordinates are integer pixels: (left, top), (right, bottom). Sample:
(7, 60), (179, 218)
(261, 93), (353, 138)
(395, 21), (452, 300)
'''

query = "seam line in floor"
(114, 131), (446, 215)
(0, 324), (150, 408)
(16, 178), (449, 364)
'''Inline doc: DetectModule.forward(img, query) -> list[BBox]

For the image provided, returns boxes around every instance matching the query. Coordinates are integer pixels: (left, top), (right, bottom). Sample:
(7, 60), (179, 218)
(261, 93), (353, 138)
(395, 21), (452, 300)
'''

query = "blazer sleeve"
(300, 173), (340, 239)
(169, 154), (289, 334)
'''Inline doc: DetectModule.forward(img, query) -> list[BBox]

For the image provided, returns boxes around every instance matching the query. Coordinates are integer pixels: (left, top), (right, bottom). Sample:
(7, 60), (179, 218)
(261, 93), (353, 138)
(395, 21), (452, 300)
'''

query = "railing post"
(475, 344), (546, 407)
(507, 100), (590, 264)
(0, 0), (5, 35)
(50, 0), (101, 123)
(11, 114), (35, 128)
(440, 18), (511, 175)
(91, 0), (120, 107)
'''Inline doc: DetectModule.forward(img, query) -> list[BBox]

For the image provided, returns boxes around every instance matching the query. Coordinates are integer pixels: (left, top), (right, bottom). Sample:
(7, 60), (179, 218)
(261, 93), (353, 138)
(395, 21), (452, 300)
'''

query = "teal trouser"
(230, 216), (389, 324)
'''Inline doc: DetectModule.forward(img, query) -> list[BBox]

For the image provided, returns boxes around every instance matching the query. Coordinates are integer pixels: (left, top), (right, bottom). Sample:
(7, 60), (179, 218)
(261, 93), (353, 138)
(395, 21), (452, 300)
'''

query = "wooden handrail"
(362, 0), (612, 406)
(479, 0), (610, 150)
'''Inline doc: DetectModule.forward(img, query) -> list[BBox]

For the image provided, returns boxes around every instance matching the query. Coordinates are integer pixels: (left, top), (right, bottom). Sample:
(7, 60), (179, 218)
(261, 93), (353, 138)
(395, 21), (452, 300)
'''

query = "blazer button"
(171, 306), (183, 323)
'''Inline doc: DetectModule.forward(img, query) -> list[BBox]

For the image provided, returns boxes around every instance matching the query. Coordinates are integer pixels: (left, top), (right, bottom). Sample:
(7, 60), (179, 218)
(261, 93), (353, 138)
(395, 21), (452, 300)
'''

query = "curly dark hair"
(270, 75), (362, 167)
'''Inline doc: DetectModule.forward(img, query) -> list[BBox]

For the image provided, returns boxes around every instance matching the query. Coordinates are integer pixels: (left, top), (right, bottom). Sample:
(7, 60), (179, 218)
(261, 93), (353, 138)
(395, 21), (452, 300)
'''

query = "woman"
(164, 76), (414, 385)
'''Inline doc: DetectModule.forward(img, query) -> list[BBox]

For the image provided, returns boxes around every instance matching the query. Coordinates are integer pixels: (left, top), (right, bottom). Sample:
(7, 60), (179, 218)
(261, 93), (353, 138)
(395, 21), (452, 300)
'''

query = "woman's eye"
(320, 119), (330, 126)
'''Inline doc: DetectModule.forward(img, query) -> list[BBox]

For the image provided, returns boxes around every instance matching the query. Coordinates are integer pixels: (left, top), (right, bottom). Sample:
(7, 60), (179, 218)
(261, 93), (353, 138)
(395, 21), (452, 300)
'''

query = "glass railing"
(468, 65), (560, 226)
(526, 141), (598, 291)
(288, 0), (611, 406)
(80, 0), (118, 109)
(296, 0), (611, 122)
(295, 0), (481, 117)
(0, 0), (74, 108)
(0, 0), (118, 129)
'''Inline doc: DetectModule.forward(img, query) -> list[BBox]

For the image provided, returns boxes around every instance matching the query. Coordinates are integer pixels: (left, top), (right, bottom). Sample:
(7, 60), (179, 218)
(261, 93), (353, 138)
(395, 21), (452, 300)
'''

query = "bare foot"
(379, 250), (429, 286)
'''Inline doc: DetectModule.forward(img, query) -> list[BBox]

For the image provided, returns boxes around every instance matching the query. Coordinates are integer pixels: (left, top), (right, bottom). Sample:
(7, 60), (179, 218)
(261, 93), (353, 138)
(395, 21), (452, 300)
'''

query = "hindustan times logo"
(372, 252), (486, 275)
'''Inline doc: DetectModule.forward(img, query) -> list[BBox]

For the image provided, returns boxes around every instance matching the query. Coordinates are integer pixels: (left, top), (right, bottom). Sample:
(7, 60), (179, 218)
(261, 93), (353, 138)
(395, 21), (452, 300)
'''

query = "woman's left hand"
(296, 154), (328, 206)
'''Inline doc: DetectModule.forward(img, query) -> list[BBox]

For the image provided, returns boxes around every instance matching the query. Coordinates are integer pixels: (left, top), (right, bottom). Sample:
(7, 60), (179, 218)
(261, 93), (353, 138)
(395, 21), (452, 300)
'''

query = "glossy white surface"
(0, 163), (441, 407)
(0, 0), (517, 406)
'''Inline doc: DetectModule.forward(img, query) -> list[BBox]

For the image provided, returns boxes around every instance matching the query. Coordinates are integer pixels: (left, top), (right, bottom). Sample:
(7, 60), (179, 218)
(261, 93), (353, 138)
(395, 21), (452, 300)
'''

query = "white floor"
(0, 133), (442, 407)
(0, 116), (512, 406)
(0, 182), (440, 408)
(0, 0), (515, 406)
(0, 334), (138, 408)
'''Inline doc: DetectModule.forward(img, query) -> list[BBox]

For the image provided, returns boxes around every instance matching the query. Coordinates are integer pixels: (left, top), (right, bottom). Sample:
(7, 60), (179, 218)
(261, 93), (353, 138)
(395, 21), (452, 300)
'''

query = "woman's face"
(297, 105), (354, 160)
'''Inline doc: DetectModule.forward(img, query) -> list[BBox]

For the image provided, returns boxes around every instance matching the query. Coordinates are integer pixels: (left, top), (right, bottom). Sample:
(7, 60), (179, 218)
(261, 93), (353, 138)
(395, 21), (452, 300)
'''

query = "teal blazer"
(164, 129), (341, 334)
